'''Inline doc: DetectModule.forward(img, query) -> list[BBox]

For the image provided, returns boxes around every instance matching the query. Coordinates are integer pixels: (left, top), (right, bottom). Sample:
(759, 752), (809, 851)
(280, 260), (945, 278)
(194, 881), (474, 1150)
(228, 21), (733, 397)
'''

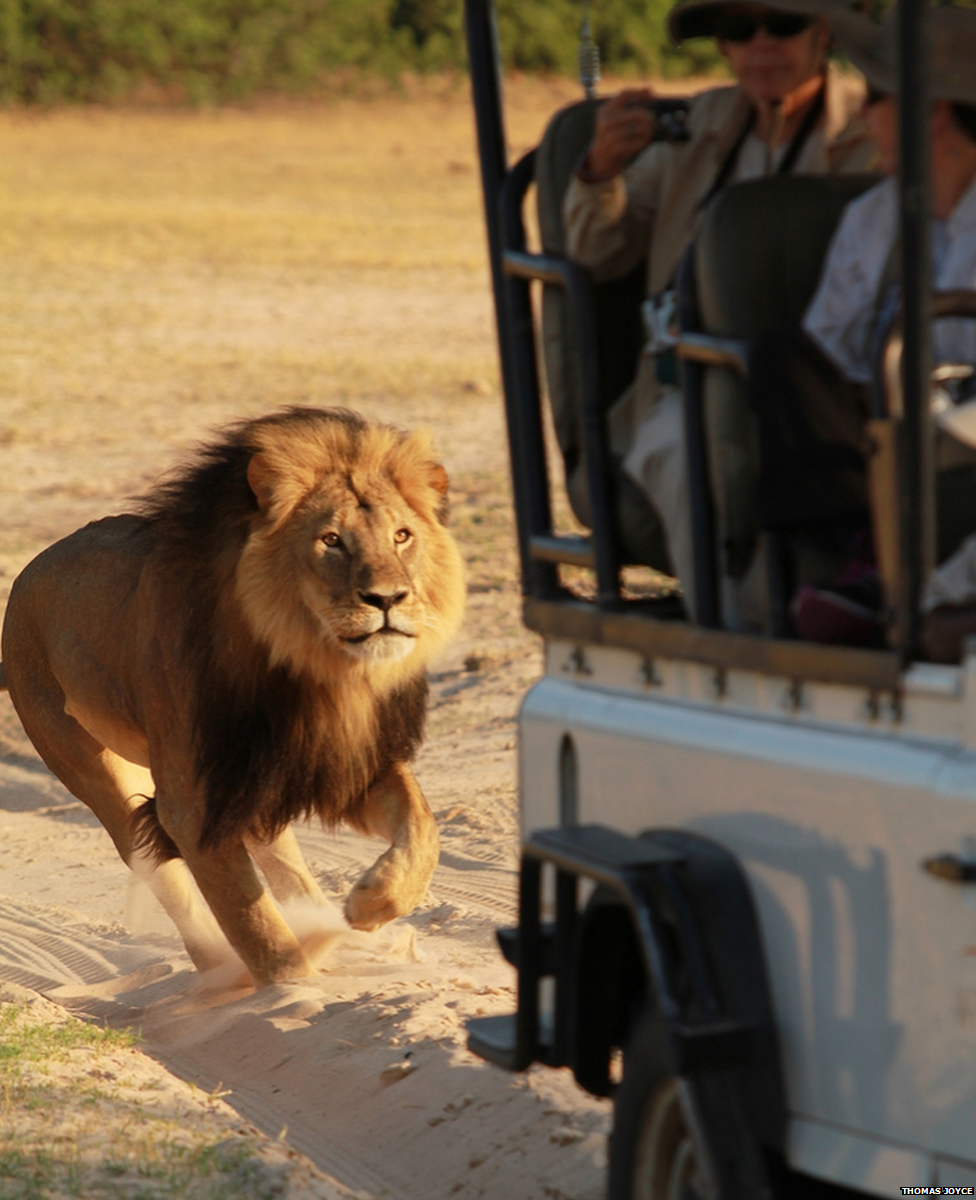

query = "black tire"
(608, 1013), (773, 1200)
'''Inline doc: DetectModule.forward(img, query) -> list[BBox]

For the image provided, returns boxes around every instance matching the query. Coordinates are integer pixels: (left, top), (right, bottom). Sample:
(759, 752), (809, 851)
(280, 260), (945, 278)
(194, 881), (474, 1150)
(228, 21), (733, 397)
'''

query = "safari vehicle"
(461, 0), (976, 1196)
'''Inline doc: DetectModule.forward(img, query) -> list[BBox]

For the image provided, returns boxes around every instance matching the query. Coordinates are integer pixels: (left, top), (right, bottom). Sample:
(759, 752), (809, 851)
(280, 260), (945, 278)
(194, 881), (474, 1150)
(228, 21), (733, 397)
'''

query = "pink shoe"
(790, 570), (884, 647)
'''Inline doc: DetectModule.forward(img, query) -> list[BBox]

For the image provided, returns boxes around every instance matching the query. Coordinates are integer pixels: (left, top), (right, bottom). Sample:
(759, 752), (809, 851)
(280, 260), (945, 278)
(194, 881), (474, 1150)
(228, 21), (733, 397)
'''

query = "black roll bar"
(898, 0), (933, 661)
(500, 155), (623, 607)
(464, 0), (557, 599)
(465, 0), (623, 608)
(495, 152), (562, 601)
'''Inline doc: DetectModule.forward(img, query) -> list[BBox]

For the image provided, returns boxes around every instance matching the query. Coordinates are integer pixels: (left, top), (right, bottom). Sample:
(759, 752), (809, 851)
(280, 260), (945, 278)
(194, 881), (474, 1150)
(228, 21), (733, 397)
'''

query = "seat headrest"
(535, 99), (600, 256)
(695, 174), (880, 338)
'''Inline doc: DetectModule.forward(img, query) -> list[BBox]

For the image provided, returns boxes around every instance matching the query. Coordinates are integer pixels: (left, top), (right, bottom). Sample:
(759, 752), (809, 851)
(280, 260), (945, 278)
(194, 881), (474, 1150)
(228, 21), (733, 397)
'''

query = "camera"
(629, 97), (691, 143)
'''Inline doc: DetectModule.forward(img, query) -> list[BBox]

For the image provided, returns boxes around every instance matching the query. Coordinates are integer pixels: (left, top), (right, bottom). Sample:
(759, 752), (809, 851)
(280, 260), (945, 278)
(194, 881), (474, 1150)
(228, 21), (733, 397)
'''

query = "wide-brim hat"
(668, 0), (845, 44)
(831, 6), (976, 106)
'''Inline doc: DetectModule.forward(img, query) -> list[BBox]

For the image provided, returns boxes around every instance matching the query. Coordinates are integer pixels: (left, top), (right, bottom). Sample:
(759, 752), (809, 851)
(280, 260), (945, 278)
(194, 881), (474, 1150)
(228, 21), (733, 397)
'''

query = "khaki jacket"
(564, 64), (878, 297)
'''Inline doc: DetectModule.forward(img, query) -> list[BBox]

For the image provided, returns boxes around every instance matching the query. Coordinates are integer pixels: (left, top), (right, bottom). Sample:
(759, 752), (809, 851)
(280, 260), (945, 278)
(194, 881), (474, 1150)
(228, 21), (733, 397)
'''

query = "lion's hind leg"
(3, 645), (235, 973)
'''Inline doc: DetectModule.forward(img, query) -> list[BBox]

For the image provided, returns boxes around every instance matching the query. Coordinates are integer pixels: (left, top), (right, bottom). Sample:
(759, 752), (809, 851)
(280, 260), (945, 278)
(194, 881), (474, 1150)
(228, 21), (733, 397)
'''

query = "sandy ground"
(0, 80), (614, 1199)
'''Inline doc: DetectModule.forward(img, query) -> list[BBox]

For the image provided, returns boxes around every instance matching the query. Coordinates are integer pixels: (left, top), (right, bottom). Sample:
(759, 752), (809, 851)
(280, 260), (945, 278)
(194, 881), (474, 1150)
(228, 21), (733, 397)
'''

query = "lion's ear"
(247, 452), (275, 512)
(428, 463), (449, 496)
(427, 463), (451, 524)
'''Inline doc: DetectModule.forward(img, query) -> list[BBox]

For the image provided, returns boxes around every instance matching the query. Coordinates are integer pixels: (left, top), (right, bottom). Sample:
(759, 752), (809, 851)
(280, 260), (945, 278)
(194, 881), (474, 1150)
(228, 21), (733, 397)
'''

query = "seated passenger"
(564, 0), (875, 600)
(750, 5), (976, 645)
(921, 540), (976, 664)
(921, 389), (976, 663)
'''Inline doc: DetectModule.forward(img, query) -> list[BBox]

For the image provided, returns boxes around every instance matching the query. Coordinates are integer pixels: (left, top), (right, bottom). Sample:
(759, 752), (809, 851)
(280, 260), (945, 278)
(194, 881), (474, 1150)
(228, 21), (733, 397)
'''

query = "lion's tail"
(0, 662), (6, 691)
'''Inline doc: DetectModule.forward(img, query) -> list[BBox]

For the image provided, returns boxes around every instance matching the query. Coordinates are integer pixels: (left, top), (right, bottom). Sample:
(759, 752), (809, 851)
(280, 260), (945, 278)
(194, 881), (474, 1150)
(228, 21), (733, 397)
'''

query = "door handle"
(923, 853), (976, 883)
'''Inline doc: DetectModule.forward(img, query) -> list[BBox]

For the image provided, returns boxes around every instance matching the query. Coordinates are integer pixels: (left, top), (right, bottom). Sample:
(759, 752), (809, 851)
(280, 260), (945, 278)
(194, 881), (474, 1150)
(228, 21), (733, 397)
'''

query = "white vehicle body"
(521, 639), (976, 1194)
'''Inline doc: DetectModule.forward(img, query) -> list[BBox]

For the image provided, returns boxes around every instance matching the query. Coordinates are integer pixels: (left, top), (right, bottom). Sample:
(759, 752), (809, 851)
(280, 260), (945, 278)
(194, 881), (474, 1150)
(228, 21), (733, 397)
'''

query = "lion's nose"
(359, 589), (408, 613)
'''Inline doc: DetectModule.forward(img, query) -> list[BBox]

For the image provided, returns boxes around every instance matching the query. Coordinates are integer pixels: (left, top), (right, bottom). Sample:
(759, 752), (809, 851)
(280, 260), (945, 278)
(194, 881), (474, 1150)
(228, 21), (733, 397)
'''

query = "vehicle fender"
(571, 829), (787, 1154)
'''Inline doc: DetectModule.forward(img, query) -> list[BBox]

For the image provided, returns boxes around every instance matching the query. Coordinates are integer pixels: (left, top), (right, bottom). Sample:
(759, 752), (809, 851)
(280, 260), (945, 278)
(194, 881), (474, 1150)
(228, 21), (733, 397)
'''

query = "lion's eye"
(322, 532), (343, 549)
(394, 528), (412, 545)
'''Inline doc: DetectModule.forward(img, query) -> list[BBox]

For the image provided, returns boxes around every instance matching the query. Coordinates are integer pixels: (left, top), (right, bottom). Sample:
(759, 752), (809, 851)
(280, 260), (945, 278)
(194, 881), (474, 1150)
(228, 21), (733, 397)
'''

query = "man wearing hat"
(563, 0), (875, 611)
(752, 5), (976, 644)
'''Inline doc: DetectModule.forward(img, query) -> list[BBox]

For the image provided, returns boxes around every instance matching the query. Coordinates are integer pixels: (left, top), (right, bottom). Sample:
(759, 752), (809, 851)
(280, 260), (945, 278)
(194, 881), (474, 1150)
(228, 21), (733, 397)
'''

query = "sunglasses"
(714, 10), (815, 41)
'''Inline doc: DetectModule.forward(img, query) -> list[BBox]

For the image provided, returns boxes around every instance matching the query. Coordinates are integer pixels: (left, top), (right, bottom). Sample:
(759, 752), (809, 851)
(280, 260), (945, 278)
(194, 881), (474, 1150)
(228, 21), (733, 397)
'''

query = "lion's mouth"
(342, 626), (416, 646)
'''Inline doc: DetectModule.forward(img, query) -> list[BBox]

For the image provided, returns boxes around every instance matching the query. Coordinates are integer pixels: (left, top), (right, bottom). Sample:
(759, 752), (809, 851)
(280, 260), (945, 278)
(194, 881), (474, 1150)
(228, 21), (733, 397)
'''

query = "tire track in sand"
(0, 901), (155, 990)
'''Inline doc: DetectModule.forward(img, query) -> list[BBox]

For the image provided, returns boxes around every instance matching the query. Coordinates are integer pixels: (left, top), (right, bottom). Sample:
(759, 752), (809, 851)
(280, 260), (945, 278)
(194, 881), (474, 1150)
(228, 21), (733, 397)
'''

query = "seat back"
(695, 174), (880, 336)
(689, 174), (879, 628)
(535, 100), (666, 567)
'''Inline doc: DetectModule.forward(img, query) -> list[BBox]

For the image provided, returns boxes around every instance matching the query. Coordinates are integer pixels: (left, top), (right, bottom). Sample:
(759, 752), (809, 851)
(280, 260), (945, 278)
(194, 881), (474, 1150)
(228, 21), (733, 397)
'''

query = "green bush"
(498, 0), (722, 78)
(0, 0), (404, 102)
(0, 0), (718, 104)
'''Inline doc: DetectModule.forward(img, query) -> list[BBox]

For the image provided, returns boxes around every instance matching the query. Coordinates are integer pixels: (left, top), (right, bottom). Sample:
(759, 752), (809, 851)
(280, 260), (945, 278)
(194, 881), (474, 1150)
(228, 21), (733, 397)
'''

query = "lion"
(0, 407), (465, 987)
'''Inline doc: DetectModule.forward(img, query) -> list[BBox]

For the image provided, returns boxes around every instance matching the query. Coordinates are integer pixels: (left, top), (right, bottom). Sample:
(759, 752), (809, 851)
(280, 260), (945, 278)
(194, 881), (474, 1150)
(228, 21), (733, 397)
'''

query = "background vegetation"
(0, 0), (722, 104)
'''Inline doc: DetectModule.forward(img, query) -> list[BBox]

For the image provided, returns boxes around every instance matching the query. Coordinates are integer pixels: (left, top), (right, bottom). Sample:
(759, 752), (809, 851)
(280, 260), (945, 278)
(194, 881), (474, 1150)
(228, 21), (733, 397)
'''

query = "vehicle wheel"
(615, 1073), (712, 1200)
(609, 1013), (770, 1200)
(609, 1014), (712, 1200)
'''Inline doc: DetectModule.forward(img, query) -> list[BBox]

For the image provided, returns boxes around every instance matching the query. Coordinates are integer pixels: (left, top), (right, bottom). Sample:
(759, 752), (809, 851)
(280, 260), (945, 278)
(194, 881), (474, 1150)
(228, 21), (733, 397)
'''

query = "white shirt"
(923, 531), (976, 612)
(803, 175), (976, 384)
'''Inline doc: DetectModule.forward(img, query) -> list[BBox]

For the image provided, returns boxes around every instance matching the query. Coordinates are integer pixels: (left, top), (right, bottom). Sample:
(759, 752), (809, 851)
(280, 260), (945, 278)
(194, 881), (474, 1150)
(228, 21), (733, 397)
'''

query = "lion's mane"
(132, 406), (464, 856)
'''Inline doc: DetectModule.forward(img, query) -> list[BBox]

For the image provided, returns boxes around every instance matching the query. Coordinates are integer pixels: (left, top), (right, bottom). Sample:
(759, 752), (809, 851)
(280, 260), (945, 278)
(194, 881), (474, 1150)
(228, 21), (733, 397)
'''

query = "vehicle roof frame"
(463, 0), (934, 688)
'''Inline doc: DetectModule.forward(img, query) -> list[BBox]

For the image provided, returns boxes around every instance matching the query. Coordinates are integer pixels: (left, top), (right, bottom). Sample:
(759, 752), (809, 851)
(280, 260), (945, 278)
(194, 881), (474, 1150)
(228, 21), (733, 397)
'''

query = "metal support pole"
(897, 0), (933, 659)
(464, 0), (557, 600)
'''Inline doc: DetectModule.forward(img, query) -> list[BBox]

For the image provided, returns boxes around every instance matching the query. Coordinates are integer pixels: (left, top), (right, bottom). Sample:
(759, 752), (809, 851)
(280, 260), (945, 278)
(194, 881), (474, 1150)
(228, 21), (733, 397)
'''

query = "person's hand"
(583, 88), (658, 180)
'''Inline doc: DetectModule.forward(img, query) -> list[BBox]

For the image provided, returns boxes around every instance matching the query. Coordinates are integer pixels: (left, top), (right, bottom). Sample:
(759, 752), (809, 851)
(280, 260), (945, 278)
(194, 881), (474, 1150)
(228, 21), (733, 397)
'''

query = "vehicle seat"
(685, 173), (879, 630)
(535, 99), (671, 570)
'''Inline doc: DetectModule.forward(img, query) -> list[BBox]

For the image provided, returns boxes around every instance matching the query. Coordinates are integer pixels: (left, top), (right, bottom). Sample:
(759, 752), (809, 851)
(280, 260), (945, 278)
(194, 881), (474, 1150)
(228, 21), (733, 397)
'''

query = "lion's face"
(234, 414), (465, 691)
(297, 475), (442, 664)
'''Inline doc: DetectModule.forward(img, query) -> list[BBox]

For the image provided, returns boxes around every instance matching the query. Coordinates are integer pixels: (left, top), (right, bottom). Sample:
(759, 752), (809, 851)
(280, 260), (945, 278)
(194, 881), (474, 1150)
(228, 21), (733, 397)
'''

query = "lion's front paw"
(344, 885), (402, 931)
(344, 852), (432, 931)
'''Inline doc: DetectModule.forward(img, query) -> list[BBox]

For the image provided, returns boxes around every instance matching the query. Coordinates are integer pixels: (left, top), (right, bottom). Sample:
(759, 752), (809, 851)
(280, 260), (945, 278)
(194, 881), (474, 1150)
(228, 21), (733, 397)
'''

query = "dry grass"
(0, 78), (581, 430)
(0, 986), (356, 1199)
(0, 78), (594, 583)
